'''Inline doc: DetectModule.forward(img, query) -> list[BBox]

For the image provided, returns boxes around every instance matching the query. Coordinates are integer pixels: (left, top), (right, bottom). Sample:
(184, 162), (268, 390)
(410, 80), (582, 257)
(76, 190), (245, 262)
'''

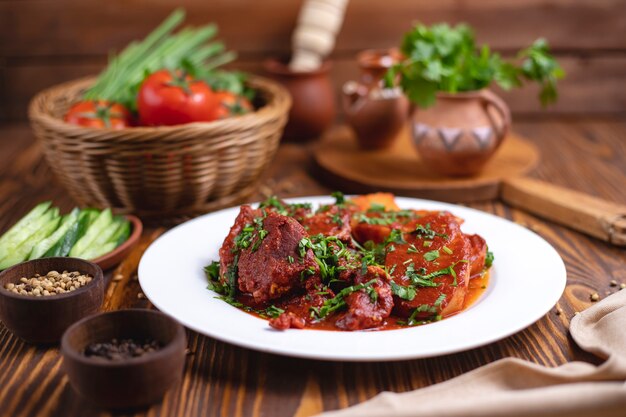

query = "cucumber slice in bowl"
(79, 216), (129, 260)
(0, 208), (61, 270)
(69, 209), (114, 258)
(29, 208), (81, 260)
(0, 201), (52, 257)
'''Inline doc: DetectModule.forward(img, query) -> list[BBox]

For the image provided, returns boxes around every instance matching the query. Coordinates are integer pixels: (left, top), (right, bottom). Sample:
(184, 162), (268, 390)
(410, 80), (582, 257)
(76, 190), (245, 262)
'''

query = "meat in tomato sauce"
(205, 193), (493, 331)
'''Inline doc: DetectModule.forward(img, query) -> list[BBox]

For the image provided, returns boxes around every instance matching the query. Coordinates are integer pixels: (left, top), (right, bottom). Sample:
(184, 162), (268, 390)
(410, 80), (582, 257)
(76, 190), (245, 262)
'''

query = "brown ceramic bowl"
(0, 257), (104, 343)
(264, 58), (336, 142)
(91, 215), (143, 270)
(61, 309), (186, 409)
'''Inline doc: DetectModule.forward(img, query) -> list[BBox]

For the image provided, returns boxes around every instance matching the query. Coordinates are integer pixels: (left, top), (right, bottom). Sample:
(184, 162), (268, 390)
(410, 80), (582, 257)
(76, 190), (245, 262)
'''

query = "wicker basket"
(28, 75), (291, 223)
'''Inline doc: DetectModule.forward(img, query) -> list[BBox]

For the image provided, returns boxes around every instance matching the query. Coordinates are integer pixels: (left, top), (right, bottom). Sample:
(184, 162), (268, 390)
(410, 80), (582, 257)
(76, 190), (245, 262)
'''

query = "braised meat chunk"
(208, 193), (493, 332)
(269, 277), (336, 330)
(218, 205), (261, 288)
(335, 266), (393, 330)
(269, 312), (306, 330)
(301, 205), (352, 242)
(466, 234), (488, 276)
(236, 211), (318, 303)
(386, 212), (472, 320)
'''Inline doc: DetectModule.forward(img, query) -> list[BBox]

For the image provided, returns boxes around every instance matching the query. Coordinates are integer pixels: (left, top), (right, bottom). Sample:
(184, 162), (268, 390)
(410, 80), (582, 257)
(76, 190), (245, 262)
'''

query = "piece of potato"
(349, 193), (400, 211)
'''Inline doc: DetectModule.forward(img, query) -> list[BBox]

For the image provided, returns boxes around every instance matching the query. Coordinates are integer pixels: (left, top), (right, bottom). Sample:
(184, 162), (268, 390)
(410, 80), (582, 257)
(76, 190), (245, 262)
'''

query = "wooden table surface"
(1, 118), (625, 417)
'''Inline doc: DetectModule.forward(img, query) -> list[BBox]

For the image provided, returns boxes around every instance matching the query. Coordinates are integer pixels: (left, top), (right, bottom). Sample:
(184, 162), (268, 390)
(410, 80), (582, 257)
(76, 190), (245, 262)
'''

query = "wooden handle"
(479, 90), (511, 140)
(501, 177), (626, 246)
(289, 0), (349, 71)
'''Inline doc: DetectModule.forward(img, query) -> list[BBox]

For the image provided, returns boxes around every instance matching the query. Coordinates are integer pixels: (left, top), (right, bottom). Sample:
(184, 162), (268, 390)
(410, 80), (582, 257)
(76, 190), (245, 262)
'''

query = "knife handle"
(501, 176), (626, 246)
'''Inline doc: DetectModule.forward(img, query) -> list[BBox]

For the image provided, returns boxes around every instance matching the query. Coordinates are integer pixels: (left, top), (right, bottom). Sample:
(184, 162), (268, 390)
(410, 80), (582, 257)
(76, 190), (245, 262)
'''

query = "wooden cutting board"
(312, 125), (626, 246)
(312, 125), (539, 202)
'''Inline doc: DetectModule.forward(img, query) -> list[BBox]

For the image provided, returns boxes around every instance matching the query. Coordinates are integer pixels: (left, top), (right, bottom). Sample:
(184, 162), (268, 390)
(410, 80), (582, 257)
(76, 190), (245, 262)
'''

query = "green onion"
(84, 9), (237, 111)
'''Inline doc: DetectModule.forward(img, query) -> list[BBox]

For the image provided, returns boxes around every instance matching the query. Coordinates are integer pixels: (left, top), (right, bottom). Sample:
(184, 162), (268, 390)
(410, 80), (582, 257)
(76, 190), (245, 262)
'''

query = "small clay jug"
(410, 89), (511, 176)
(342, 49), (409, 150)
(264, 58), (336, 142)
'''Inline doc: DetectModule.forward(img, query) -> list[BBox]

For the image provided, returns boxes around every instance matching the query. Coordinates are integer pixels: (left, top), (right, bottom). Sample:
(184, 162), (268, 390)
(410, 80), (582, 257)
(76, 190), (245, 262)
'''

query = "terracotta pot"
(410, 89), (511, 176)
(264, 58), (335, 142)
(342, 49), (409, 150)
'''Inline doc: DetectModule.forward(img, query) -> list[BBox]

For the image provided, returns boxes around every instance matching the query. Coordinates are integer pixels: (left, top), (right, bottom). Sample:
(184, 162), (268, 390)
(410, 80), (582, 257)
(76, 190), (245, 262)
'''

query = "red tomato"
(137, 70), (219, 126)
(64, 100), (131, 129)
(213, 91), (254, 119)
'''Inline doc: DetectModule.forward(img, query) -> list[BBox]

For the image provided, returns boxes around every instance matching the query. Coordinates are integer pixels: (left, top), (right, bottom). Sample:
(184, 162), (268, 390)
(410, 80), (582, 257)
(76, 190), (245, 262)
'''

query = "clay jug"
(264, 58), (336, 142)
(342, 49), (409, 150)
(410, 90), (511, 176)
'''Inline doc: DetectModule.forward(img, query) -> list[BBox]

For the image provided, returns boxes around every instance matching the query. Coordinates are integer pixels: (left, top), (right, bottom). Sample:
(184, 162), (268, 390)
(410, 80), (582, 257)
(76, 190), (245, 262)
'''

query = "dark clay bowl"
(61, 309), (186, 409)
(0, 257), (104, 343)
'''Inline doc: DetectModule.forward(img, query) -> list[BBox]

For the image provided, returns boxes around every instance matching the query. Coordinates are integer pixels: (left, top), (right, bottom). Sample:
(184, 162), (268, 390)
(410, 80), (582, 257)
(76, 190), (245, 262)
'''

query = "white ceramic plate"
(138, 196), (566, 362)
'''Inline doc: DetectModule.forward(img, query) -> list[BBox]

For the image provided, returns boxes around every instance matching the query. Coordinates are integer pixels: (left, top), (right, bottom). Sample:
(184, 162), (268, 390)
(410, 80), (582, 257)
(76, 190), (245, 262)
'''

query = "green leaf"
(423, 250), (440, 262)
(387, 23), (563, 107)
(485, 250), (494, 268)
(390, 281), (416, 301)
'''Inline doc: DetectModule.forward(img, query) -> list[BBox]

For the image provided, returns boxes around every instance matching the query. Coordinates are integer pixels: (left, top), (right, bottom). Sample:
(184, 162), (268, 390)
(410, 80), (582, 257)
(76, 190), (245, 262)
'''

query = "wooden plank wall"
(1, 0), (625, 122)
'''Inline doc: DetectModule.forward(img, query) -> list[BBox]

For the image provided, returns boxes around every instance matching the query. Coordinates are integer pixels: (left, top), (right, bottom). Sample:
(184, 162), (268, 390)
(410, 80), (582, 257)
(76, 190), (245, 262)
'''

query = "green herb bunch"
(84, 9), (248, 111)
(384, 23), (565, 107)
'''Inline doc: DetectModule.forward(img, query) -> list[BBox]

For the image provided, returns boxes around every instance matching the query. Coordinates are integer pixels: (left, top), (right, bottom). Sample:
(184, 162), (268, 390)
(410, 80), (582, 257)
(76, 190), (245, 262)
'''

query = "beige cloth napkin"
(318, 290), (626, 417)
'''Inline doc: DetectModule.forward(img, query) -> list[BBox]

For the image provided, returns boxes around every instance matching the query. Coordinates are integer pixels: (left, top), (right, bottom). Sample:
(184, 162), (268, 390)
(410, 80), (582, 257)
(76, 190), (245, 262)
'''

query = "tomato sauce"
(237, 271), (490, 331)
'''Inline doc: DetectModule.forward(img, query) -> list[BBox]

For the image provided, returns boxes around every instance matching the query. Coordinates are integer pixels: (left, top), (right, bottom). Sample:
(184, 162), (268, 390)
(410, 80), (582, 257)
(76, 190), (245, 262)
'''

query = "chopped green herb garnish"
(405, 263), (440, 287)
(265, 305), (285, 318)
(485, 250), (494, 267)
(390, 281), (416, 300)
(310, 279), (377, 319)
(216, 296), (284, 319)
(442, 246), (453, 255)
(300, 266), (316, 281)
(424, 250), (440, 262)
(386, 229), (407, 245)
(413, 223), (448, 240)
(356, 210), (419, 226)
(298, 235), (354, 283)
(224, 254), (239, 298)
(259, 195), (312, 216)
(331, 191), (345, 205)
(331, 213), (344, 226)
(423, 241), (433, 247)
(204, 261), (220, 281)
(368, 203), (387, 212)
(287, 255), (294, 264)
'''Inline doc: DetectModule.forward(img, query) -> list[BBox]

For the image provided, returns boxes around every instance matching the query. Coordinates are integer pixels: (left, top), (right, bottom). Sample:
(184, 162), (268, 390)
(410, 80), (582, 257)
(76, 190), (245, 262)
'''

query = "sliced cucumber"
(82, 242), (118, 261)
(0, 209), (61, 269)
(30, 208), (80, 260)
(69, 209), (113, 258)
(0, 201), (52, 256)
(81, 217), (131, 260)
(109, 218), (131, 246)
(80, 208), (101, 229)
(83, 215), (124, 255)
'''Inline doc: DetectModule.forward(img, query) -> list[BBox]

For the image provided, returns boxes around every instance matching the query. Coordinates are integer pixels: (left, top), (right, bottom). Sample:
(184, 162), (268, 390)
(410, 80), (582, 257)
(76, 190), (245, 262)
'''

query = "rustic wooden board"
(1, 119), (626, 416)
(313, 126), (539, 202)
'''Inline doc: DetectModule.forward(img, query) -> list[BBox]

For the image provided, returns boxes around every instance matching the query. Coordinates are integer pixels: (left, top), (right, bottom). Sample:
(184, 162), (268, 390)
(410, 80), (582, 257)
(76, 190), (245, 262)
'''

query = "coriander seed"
(4, 270), (93, 297)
